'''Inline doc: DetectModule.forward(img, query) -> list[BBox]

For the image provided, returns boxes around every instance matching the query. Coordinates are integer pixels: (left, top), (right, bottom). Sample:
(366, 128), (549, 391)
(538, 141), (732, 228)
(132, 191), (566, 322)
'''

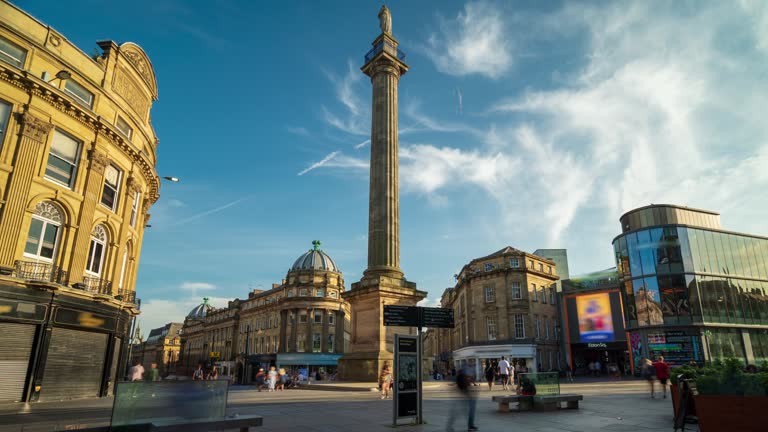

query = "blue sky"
(17, 0), (768, 333)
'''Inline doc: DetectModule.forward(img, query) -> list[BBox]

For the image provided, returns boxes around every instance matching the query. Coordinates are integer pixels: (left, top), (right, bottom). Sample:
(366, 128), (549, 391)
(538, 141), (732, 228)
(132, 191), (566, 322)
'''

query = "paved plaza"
(0, 379), (697, 432)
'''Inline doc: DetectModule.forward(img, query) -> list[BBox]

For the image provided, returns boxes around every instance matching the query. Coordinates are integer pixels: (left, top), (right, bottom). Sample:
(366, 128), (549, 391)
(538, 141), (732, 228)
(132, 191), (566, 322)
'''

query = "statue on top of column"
(378, 5), (392, 34)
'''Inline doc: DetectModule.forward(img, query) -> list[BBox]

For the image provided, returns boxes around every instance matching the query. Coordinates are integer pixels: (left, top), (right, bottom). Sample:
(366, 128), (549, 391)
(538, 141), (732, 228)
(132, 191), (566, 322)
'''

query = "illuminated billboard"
(576, 293), (615, 342)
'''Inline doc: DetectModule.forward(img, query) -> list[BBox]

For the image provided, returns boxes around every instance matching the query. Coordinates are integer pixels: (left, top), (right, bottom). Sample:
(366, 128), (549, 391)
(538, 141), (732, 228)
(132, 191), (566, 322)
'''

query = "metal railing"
(77, 275), (113, 295)
(364, 40), (407, 63)
(14, 260), (69, 285)
(116, 290), (138, 305)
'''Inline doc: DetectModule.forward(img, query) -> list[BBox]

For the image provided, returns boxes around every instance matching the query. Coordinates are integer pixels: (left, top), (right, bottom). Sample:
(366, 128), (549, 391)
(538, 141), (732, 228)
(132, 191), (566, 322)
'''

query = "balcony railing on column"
(364, 40), (407, 63)
(14, 260), (69, 285)
(115, 290), (138, 305)
(76, 275), (113, 295)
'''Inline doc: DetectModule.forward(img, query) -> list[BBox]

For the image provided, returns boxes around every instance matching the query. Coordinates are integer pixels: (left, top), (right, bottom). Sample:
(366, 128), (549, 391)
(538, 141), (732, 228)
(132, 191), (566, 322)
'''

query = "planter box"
(694, 394), (768, 432)
(670, 385), (697, 419)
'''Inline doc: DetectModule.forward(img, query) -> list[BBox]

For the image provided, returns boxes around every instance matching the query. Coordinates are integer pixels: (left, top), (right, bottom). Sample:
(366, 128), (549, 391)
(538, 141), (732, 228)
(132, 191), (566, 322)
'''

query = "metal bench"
(492, 394), (583, 412)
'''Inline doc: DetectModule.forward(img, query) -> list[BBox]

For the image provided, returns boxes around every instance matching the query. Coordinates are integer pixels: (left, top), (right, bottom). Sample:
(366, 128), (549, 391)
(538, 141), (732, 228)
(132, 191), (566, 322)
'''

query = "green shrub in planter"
(694, 358), (768, 396)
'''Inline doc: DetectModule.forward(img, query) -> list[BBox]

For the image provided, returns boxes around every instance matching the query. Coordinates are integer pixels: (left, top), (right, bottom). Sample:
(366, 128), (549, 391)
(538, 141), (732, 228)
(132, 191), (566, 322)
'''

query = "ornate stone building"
(179, 242), (351, 382)
(0, 2), (159, 402)
(437, 247), (562, 379)
(129, 322), (183, 376)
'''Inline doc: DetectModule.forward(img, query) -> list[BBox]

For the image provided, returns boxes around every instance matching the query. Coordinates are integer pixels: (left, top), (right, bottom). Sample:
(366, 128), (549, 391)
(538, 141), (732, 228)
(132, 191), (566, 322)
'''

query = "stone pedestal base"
(339, 273), (425, 382)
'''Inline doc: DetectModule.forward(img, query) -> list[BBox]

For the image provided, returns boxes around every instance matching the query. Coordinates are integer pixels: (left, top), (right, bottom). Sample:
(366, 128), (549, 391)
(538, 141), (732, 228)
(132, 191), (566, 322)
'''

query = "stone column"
(335, 309), (344, 353)
(279, 309), (288, 353)
(291, 308), (298, 352)
(111, 175), (141, 295)
(0, 113), (53, 268)
(67, 148), (109, 283)
(306, 307), (314, 352)
(321, 309), (329, 353)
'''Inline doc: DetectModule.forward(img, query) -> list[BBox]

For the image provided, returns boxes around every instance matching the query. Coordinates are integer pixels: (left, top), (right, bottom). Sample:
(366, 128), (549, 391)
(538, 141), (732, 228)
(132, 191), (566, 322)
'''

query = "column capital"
(89, 149), (110, 174)
(20, 112), (53, 143)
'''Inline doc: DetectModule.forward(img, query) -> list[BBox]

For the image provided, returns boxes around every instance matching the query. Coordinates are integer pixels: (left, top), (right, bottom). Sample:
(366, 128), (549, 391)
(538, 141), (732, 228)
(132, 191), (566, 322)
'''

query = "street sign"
(209, 351), (220, 359)
(394, 334), (420, 425)
(421, 307), (454, 328)
(383, 305), (419, 327)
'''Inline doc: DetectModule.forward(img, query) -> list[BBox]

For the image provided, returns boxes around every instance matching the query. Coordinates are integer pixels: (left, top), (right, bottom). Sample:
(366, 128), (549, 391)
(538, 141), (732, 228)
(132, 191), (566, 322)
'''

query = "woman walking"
(484, 361), (496, 391)
(267, 366), (277, 392)
(379, 361), (393, 399)
(277, 368), (286, 391)
(642, 358), (656, 398)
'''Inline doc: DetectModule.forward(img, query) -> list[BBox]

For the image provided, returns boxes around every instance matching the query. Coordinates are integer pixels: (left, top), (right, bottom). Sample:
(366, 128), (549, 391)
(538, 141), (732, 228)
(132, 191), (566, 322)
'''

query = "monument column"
(339, 5), (426, 382)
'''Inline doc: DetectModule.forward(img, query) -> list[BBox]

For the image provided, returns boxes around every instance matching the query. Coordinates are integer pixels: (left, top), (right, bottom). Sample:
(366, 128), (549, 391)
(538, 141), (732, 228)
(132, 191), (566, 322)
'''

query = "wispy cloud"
(287, 126), (310, 137)
(180, 282), (216, 291)
(169, 197), (251, 227)
(321, 61), (369, 135)
(354, 139), (370, 149)
(456, 88), (463, 115)
(167, 199), (186, 208)
(425, 2), (513, 79)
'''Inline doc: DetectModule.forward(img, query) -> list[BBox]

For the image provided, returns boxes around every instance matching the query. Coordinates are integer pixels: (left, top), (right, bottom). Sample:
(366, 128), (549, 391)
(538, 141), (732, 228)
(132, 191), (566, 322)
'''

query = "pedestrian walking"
(255, 368), (266, 391)
(268, 366), (277, 392)
(207, 366), (220, 380)
(379, 361), (393, 399)
(277, 368), (286, 391)
(146, 362), (160, 381)
(642, 358), (656, 398)
(498, 356), (511, 391)
(484, 361), (496, 391)
(446, 364), (478, 432)
(653, 356), (670, 399)
(129, 361), (144, 381)
(594, 359), (601, 376)
(192, 363), (204, 381)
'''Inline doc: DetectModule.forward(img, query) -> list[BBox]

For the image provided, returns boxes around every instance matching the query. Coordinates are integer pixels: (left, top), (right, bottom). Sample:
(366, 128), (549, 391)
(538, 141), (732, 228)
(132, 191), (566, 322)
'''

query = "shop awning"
(277, 353), (342, 366)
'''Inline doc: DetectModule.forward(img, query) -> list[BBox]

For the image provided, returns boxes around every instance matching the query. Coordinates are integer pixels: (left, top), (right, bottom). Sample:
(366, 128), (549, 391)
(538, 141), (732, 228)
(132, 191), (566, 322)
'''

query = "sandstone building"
(0, 2), (159, 401)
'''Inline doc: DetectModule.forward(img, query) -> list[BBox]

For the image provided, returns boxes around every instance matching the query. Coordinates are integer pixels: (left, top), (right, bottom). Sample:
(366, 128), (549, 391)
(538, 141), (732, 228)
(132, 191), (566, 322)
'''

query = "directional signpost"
(384, 305), (455, 425)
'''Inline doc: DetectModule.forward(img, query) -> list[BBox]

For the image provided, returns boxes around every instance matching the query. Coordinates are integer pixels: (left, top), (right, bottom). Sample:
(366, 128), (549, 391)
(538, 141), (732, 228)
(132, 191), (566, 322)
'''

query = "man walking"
(498, 356), (511, 391)
(192, 363), (205, 381)
(146, 362), (160, 381)
(446, 364), (478, 432)
(129, 361), (144, 381)
(653, 356), (671, 398)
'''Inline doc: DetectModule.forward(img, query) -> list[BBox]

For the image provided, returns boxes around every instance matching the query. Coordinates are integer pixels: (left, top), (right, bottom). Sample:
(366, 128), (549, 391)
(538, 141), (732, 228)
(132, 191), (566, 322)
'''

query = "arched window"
(86, 225), (108, 276)
(24, 201), (63, 262)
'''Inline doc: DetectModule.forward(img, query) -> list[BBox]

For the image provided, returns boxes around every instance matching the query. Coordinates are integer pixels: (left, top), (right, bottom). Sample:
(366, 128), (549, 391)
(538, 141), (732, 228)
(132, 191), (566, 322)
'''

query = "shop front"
(276, 353), (342, 381)
(628, 327), (705, 373)
(452, 344), (536, 381)
(569, 341), (630, 376)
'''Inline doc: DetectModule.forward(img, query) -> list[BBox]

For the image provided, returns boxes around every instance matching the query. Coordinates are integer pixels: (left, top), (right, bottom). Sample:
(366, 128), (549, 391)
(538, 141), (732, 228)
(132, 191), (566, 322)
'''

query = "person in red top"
(653, 356), (671, 399)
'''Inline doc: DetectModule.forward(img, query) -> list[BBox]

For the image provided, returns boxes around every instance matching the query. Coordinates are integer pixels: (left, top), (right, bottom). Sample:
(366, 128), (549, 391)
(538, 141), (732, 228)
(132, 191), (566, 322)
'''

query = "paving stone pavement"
(0, 380), (698, 432)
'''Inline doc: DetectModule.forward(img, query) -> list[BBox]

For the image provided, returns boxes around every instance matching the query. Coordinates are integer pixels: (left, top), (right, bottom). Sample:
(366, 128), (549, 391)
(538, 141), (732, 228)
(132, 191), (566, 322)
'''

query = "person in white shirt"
(498, 356), (511, 391)
(129, 361), (144, 381)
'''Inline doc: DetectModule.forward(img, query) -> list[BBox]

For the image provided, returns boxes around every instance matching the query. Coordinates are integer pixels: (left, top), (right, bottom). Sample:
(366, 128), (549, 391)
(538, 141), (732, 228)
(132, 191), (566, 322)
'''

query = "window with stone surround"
(45, 129), (81, 188)
(539, 288), (546, 303)
(0, 100), (10, 153)
(130, 191), (140, 227)
(530, 283), (537, 301)
(0, 35), (26, 68)
(514, 315), (525, 339)
(484, 285), (495, 303)
(115, 115), (133, 139)
(529, 260), (534, 269)
(484, 263), (493, 272)
(314, 310), (323, 324)
(486, 316), (497, 341)
(547, 265), (552, 274)
(24, 202), (63, 262)
(297, 334), (305, 352)
(535, 315), (541, 339)
(511, 282), (522, 299)
(316, 288), (325, 297)
(299, 312), (307, 323)
(85, 225), (108, 276)
(64, 79), (93, 108)
(327, 334), (334, 352)
(549, 288), (556, 304)
(544, 317), (549, 339)
(510, 258), (519, 268)
(328, 312), (335, 325)
(101, 164), (122, 211)
(312, 333), (321, 352)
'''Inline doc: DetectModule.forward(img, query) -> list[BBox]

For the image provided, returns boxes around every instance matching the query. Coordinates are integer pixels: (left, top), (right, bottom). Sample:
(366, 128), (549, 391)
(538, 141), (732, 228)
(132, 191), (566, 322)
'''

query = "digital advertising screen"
(576, 293), (615, 342)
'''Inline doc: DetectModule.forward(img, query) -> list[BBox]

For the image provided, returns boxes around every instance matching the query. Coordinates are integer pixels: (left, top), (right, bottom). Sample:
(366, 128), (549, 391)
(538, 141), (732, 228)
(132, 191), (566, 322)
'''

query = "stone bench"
(492, 394), (583, 412)
(55, 415), (263, 432)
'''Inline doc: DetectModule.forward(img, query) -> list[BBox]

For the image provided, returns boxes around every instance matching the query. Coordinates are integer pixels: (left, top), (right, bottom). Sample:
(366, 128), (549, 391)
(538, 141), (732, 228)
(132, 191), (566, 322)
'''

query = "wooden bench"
(56, 415), (263, 432)
(492, 394), (583, 412)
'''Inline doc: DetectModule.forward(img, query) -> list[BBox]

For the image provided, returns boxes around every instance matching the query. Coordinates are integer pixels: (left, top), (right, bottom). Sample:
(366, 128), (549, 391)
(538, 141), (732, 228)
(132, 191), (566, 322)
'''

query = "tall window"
(544, 317), (550, 339)
(553, 320), (559, 341)
(539, 288), (546, 303)
(0, 36), (26, 68)
(510, 258), (519, 268)
(514, 315), (525, 339)
(115, 115), (133, 139)
(101, 165), (121, 211)
(312, 333), (321, 352)
(538, 263), (543, 271)
(130, 191), (141, 227)
(484, 263), (493, 272)
(327, 334), (335, 352)
(486, 316), (497, 341)
(535, 315), (541, 339)
(530, 283), (537, 301)
(484, 285), (495, 303)
(328, 312), (335, 325)
(299, 312), (307, 323)
(63, 79), (94, 108)
(0, 100), (11, 153)
(297, 334), (305, 352)
(316, 288), (325, 297)
(529, 260), (534, 269)
(314, 310), (323, 324)
(547, 265), (552, 274)
(24, 202), (63, 262)
(45, 130), (81, 188)
(549, 288), (556, 304)
(511, 282), (522, 299)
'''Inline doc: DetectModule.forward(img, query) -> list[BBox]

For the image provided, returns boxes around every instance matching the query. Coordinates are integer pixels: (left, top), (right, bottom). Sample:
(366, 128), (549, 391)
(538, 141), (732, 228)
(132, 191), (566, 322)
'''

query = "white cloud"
(321, 61), (369, 135)
(417, 297), (442, 308)
(354, 139), (370, 149)
(169, 197), (252, 227)
(138, 296), (230, 336)
(287, 126), (310, 137)
(180, 281), (216, 291)
(167, 199), (186, 208)
(425, 2), (512, 79)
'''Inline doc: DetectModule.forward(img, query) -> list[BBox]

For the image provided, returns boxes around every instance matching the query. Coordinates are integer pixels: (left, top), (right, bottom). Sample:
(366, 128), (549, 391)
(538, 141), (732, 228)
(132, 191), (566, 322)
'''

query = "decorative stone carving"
(92, 224), (108, 242)
(48, 34), (61, 47)
(89, 150), (109, 174)
(34, 201), (63, 223)
(112, 66), (150, 119)
(122, 48), (151, 87)
(20, 112), (53, 143)
(378, 5), (392, 34)
(126, 176), (142, 195)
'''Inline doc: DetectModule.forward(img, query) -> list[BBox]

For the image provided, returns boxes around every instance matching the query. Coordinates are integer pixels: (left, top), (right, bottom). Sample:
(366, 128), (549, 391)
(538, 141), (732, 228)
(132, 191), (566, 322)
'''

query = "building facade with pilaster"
(0, 2), (159, 402)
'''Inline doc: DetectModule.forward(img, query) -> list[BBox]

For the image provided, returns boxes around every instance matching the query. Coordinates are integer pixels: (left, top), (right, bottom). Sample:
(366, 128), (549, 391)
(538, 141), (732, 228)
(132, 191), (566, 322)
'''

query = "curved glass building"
(613, 205), (768, 371)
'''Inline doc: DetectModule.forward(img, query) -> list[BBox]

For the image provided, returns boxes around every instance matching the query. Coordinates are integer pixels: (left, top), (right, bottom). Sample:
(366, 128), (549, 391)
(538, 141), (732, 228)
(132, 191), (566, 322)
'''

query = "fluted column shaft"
(366, 62), (402, 277)
(279, 309), (288, 353)
(0, 113), (53, 267)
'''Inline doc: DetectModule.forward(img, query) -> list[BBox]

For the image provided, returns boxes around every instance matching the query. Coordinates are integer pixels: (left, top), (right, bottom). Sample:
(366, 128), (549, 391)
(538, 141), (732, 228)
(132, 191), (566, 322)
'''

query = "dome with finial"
(187, 297), (213, 319)
(290, 240), (340, 273)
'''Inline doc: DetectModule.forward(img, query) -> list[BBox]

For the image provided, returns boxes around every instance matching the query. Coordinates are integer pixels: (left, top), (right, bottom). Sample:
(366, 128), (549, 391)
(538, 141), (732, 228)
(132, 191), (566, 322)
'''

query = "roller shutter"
(40, 328), (107, 401)
(0, 322), (36, 402)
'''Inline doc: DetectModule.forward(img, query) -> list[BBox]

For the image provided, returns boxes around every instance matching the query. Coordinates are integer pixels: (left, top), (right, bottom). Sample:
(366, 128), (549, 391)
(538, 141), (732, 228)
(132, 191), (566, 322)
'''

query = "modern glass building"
(613, 205), (768, 371)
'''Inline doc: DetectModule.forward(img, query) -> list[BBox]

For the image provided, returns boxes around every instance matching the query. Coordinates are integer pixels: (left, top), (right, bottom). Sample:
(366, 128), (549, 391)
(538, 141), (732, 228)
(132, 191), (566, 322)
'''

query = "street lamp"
(163, 176), (180, 182)
(45, 69), (71, 83)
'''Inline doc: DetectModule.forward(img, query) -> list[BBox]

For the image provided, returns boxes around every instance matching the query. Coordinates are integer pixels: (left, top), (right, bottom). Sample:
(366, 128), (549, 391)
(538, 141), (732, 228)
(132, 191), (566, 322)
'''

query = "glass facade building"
(613, 205), (768, 371)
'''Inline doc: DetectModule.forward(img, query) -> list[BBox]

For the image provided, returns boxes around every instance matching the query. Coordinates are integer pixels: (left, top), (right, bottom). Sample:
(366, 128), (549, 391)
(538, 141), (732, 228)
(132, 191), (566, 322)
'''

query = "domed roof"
(291, 240), (339, 273)
(187, 297), (213, 319)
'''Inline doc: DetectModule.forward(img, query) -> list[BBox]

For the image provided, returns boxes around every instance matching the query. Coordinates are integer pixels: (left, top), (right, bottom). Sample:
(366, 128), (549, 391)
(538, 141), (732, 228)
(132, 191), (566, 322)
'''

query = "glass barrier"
(517, 372), (560, 396)
(111, 380), (229, 427)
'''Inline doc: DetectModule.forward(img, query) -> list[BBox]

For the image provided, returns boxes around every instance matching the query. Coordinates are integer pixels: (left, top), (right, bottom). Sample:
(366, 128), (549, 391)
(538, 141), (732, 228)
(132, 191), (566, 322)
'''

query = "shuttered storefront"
(0, 322), (36, 402)
(39, 328), (107, 401)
